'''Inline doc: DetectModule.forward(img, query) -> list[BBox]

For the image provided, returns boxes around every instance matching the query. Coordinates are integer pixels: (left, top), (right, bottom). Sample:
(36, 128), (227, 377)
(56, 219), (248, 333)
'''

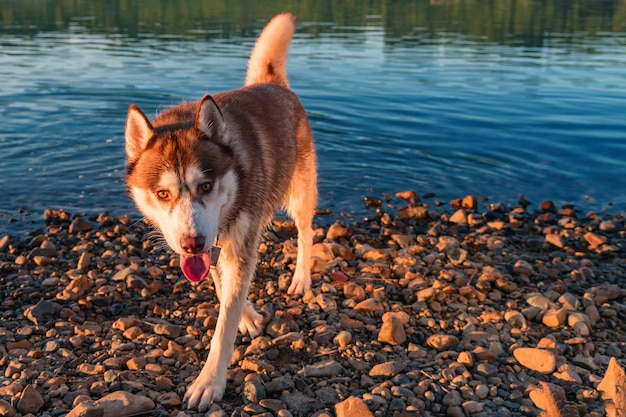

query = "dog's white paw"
(183, 374), (225, 412)
(239, 302), (264, 337)
(288, 270), (311, 296)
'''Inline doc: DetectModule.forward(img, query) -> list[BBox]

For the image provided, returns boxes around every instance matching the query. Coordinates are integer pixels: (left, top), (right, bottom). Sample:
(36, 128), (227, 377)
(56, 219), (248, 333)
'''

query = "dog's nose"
(180, 235), (206, 254)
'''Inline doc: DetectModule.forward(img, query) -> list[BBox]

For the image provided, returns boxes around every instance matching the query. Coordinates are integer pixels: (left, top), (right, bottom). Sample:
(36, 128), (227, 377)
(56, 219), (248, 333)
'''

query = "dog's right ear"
(195, 95), (225, 140)
(125, 105), (154, 163)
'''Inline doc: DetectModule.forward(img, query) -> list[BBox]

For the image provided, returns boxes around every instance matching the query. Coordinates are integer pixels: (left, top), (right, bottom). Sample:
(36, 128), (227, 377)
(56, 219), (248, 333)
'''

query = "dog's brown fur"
(124, 13), (317, 410)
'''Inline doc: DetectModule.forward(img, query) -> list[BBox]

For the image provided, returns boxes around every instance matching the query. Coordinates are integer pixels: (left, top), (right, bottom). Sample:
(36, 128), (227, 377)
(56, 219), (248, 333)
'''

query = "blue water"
(2, 2), (626, 235)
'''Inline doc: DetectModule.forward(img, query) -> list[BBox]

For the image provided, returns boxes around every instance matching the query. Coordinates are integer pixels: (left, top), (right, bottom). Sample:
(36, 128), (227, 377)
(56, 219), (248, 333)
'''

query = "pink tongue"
(180, 253), (211, 283)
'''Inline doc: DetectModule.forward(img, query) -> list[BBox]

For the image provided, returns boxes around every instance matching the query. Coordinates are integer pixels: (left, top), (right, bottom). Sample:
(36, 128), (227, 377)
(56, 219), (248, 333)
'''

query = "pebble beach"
(1, 192), (625, 417)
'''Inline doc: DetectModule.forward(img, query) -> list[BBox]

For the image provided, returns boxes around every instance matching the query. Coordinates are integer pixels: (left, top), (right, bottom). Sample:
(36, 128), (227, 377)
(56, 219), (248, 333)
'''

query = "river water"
(2, 0), (626, 234)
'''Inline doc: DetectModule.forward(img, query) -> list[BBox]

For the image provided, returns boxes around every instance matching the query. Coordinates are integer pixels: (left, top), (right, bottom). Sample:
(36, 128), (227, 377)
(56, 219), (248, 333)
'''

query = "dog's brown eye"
(156, 190), (170, 200)
(199, 182), (213, 194)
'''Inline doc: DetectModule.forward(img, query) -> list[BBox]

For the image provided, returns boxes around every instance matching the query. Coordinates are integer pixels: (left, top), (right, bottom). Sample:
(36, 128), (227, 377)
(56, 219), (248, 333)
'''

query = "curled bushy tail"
(245, 13), (296, 88)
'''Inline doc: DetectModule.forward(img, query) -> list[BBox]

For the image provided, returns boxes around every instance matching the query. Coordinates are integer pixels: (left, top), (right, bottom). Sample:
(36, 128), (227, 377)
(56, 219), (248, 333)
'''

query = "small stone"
(369, 361), (406, 378)
(526, 294), (553, 310)
(504, 310), (526, 328)
(315, 293), (337, 312)
(416, 287), (436, 302)
(24, 299), (61, 327)
(572, 354), (600, 371)
(78, 252), (92, 270)
(343, 282), (366, 302)
(458, 351), (474, 367)
(513, 347), (556, 374)
(475, 384), (489, 400)
(113, 317), (137, 331)
(126, 357), (147, 371)
(545, 233), (565, 248)
(390, 234), (414, 248)
(153, 322), (183, 338)
(69, 217), (94, 234)
(333, 330), (352, 347)
(66, 402), (104, 417)
(462, 195), (477, 210)
(326, 221), (349, 240)
(474, 363), (498, 377)
(377, 316), (406, 346)
(0, 383), (23, 397)
(462, 400), (485, 414)
(157, 392), (181, 408)
(446, 248), (467, 265)
(17, 385), (45, 414)
(0, 399), (16, 417)
(554, 367), (583, 384)
(304, 359), (344, 378)
(259, 399), (286, 412)
(442, 390), (462, 406)
(335, 397), (374, 417)
(242, 358), (275, 374)
(266, 376), (294, 394)
(0, 235), (10, 252)
(280, 392), (323, 417)
(77, 363), (106, 375)
(449, 209), (467, 225)
(513, 259), (534, 275)
(95, 391), (155, 417)
(542, 307), (567, 328)
(33, 255), (54, 266)
(584, 232), (607, 248)
(353, 298), (384, 313)
(426, 334), (459, 351)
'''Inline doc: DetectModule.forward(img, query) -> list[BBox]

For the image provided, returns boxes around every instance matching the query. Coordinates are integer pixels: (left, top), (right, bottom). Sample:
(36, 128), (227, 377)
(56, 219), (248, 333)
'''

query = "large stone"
(94, 391), (155, 417)
(23, 300), (61, 327)
(335, 397), (374, 417)
(597, 357), (626, 417)
(280, 392), (323, 416)
(16, 385), (44, 414)
(66, 402), (104, 417)
(513, 348), (556, 374)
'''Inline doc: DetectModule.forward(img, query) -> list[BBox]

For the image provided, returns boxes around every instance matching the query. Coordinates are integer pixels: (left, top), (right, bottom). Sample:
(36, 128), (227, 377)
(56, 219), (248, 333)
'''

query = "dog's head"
(124, 95), (237, 282)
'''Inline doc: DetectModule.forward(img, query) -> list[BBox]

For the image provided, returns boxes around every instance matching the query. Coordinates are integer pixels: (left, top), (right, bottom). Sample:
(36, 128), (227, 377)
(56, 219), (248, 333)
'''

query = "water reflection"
(2, 0), (625, 47)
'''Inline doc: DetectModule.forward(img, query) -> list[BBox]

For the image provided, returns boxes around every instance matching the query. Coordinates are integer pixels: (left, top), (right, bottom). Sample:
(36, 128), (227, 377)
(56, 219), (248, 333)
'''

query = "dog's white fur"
(124, 13), (316, 410)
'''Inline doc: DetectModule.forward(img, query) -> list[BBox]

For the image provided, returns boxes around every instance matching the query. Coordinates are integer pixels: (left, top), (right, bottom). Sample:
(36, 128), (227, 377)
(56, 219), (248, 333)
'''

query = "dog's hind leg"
(211, 266), (263, 337)
(286, 137), (317, 295)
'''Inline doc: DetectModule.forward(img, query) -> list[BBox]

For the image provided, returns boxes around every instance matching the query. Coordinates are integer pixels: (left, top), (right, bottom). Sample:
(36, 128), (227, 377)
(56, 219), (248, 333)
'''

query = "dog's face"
(125, 96), (237, 282)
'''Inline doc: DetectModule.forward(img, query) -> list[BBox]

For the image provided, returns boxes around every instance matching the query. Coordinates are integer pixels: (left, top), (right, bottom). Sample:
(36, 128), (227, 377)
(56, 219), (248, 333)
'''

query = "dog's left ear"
(195, 95), (225, 140)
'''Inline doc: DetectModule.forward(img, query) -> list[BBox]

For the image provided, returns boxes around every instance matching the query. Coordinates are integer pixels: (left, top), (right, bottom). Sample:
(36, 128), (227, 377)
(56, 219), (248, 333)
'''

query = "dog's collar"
(210, 235), (221, 267)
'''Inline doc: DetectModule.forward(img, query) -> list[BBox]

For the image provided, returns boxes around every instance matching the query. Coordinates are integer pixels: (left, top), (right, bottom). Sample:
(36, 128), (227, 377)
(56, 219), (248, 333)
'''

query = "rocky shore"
(0, 193), (625, 417)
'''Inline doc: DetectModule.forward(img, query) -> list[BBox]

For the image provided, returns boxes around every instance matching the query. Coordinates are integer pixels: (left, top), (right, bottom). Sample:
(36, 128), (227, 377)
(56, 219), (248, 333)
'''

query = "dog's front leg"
(184, 239), (257, 411)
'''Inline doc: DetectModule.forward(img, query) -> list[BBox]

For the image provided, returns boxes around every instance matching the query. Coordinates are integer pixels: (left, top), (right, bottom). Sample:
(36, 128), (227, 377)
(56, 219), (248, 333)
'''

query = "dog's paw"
(183, 375), (225, 412)
(288, 272), (311, 296)
(239, 302), (264, 337)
